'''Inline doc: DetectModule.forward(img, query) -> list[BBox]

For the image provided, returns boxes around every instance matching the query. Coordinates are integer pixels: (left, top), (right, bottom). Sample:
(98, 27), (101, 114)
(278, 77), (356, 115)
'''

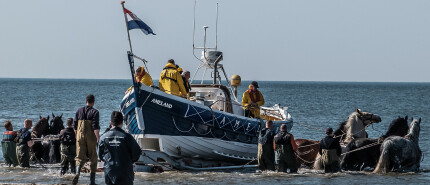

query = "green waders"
(276, 145), (297, 173)
(75, 120), (98, 172)
(60, 144), (76, 174)
(2, 141), (18, 166)
(73, 120), (97, 185)
(257, 143), (275, 171)
(321, 149), (340, 173)
(16, 143), (30, 168)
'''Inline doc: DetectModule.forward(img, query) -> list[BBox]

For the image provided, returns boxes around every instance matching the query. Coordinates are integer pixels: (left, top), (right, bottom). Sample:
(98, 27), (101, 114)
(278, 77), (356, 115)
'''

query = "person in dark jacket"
(257, 120), (275, 171)
(274, 124), (298, 173)
(181, 70), (192, 94)
(16, 119), (34, 168)
(2, 120), (18, 167)
(73, 94), (100, 185)
(319, 127), (342, 173)
(98, 111), (142, 185)
(59, 118), (76, 175)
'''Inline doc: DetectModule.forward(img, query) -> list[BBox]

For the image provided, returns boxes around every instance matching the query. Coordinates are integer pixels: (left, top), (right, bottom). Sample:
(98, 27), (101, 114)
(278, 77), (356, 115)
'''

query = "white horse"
(313, 108), (382, 170)
(373, 118), (422, 173)
(344, 108), (382, 143)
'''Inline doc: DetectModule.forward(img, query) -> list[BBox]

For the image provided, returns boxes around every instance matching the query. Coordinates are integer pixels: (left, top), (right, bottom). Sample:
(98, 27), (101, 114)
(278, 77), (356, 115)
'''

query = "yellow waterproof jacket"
(159, 63), (187, 96)
(242, 88), (265, 118)
(137, 72), (153, 87)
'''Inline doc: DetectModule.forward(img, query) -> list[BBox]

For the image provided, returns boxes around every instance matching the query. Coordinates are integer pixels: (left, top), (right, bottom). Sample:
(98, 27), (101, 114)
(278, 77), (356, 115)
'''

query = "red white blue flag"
(123, 8), (155, 35)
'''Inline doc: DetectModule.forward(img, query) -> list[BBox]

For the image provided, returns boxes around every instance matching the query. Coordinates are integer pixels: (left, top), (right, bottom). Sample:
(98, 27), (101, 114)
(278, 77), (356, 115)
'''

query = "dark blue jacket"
(17, 128), (31, 145)
(98, 127), (141, 185)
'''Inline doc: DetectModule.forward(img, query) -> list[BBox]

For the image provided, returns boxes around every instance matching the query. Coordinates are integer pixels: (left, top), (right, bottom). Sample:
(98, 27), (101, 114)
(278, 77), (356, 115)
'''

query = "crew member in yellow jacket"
(242, 81), (265, 118)
(159, 59), (187, 97)
(125, 66), (153, 93)
(135, 66), (153, 86)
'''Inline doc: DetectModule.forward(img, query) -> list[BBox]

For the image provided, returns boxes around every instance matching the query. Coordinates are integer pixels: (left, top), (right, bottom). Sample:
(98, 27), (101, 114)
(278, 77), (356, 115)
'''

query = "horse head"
(32, 115), (50, 138)
(405, 117), (421, 145)
(50, 113), (64, 135)
(382, 116), (409, 139)
(354, 108), (382, 126)
(344, 109), (382, 143)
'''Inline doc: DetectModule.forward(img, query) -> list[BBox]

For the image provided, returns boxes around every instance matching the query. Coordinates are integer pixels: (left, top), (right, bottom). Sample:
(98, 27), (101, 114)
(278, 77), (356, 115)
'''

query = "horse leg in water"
(49, 140), (61, 163)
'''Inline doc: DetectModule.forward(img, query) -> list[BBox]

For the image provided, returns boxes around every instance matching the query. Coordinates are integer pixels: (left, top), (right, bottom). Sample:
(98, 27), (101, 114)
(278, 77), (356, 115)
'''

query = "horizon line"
(0, 77), (428, 83)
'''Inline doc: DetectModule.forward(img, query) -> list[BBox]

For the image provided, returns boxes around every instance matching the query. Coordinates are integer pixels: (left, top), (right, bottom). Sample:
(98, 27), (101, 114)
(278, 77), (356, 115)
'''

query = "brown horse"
(295, 139), (320, 168)
(31, 115), (50, 161)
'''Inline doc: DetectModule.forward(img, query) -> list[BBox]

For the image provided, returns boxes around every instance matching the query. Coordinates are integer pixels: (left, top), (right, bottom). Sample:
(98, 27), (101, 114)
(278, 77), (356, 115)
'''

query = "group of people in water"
(257, 121), (342, 173)
(2, 94), (141, 185)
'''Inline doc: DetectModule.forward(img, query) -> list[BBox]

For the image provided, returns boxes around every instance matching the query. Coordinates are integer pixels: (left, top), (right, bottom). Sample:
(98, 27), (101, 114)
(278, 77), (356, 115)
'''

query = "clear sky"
(0, 0), (429, 82)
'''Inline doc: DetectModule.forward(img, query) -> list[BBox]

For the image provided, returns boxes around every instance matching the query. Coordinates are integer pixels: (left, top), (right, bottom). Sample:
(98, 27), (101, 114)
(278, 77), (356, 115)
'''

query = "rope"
(172, 115), (194, 133)
(340, 141), (381, 156)
(297, 142), (319, 148)
(295, 151), (316, 164)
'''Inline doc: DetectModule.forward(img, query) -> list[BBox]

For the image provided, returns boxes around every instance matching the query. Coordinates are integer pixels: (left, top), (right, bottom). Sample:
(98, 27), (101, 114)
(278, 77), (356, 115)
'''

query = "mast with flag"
(120, 1), (155, 121)
(121, 1), (155, 54)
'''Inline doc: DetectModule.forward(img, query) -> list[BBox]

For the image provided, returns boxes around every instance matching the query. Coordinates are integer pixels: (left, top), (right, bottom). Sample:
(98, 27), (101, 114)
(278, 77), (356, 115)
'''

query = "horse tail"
(313, 154), (324, 170)
(373, 140), (393, 173)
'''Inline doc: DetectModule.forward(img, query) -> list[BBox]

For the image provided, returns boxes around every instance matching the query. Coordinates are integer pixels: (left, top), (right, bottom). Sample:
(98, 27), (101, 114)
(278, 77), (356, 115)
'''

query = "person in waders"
(2, 120), (18, 167)
(73, 94), (100, 185)
(98, 111), (141, 185)
(16, 119), (33, 168)
(59, 118), (76, 175)
(319, 127), (342, 173)
(274, 124), (298, 173)
(257, 120), (275, 171)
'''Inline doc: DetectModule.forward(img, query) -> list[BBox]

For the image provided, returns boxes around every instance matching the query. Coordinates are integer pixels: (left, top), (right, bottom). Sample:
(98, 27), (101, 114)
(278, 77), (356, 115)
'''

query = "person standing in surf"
(2, 120), (18, 167)
(98, 111), (141, 185)
(73, 94), (100, 185)
(257, 120), (276, 171)
(319, 127), (342, 173)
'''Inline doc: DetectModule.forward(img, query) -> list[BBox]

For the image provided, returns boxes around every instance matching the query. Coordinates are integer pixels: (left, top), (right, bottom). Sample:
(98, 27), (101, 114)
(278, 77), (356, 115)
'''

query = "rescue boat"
(119, 3), (293, 170)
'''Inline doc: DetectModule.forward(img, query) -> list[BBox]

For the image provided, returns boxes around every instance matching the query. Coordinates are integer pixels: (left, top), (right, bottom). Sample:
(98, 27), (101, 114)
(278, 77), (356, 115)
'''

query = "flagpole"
(121, 1), (133, 53)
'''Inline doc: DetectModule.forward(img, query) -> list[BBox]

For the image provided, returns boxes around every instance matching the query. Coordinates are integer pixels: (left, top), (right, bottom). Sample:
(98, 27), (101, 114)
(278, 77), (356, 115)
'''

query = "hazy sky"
(0, 0), (429, 82)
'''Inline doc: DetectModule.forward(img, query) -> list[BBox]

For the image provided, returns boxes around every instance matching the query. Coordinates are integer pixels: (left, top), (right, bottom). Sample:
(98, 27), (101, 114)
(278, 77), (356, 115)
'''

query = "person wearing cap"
(98, 111), (142, 185)
(257, 120), (275, 171)
(241, 81), (265, 118)
(319, 127), (342, 173)
(274, 124), (298, 173)
(135, 66), (153, 87)
(159, 59), (187, 97)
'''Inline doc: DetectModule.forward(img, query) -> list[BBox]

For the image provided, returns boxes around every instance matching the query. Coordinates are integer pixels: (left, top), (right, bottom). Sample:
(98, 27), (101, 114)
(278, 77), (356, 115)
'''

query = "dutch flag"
(123, 8), (156, 35)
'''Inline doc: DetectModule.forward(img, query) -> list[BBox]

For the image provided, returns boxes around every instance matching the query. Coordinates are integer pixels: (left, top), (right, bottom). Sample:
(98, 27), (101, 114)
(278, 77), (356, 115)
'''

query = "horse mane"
(382, 116), (409, 139)
(334, 120), (347, 140)
(32, 117), (50, 137)
(404, 118), (421, 144)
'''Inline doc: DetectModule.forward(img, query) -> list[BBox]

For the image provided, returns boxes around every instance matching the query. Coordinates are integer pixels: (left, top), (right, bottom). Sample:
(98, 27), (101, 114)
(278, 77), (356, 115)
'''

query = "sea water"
(0, 78), (429, 184)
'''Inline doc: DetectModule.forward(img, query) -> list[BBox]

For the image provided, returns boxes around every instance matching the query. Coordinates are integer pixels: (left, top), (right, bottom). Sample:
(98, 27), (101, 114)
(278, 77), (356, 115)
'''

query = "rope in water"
(340, 140), (381, 156)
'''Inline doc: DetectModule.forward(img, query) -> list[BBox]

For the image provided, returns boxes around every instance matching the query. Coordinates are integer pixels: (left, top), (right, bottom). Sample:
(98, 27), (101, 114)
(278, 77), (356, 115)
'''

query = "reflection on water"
(0, 163), (429, 184)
